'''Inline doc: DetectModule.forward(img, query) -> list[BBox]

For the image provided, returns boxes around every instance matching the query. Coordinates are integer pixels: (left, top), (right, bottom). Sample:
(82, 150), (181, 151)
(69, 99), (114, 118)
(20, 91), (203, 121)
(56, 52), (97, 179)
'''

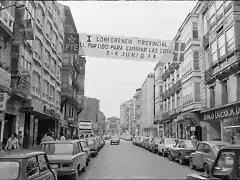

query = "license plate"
(50, 164), (58, 169)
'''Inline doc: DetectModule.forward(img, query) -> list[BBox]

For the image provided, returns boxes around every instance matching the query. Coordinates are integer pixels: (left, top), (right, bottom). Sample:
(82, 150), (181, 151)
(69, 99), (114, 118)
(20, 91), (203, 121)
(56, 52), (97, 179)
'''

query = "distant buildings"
(106, 116), (120, 134)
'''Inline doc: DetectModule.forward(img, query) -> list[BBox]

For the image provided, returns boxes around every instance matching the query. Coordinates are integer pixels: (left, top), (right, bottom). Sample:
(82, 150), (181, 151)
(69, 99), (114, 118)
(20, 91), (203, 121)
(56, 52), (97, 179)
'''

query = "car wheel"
(86, 160), (89, 166)
(204, 163), (209, 174)
(179, 157), (185, 165)
(189, 159), (196, 170)
(162, 150), (165, 157)
(82, 166), (86, 172)
(71, 170), (78, 180)
(168, 152), (173, 161)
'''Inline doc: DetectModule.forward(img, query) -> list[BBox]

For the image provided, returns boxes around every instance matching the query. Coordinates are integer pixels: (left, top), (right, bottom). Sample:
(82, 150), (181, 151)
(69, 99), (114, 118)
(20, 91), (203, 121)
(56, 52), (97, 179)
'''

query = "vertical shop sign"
(0, 93), (7, 111)
(64, 33), (79, 54)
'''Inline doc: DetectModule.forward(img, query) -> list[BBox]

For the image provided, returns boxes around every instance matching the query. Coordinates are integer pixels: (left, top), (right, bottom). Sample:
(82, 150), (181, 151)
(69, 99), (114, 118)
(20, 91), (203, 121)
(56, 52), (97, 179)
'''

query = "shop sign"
(0, 67), (11, 89)
(11, 76), (30, 98)
(43, 106), (60, 118)
(0, 5), (14, 33)
(0, 93), (7, 111)
(203, 105), (240, 121)
(64, 33), (79, 54)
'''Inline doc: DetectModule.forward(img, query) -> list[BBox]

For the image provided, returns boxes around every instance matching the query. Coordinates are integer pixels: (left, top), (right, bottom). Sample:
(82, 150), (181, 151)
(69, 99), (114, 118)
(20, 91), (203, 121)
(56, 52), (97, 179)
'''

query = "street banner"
(64, 33), (79, 54)
(20, 19), (34, 40)
(79, 33), (185, 62)
(0, 93), (7, 111)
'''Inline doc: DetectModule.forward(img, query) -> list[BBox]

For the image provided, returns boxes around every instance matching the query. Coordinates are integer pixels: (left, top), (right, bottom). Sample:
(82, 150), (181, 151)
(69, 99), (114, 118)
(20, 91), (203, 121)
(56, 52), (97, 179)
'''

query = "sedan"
(41, 140), (87, 180)
(189, 141), (230, 173)
(110, 135), (120, 145)
(0, 150), (56, 180)
(168, 140), (198, 165)
(86, 138), (99, 157)
(79, 139), (91, 166)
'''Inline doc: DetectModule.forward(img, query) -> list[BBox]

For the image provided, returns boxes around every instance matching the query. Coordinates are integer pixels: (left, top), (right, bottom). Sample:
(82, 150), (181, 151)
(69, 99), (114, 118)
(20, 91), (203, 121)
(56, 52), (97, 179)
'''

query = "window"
(0, 161), (19, 180)
(46, 21), (51, 35)
(56, 90), (61, 106)
(222, 81), (228, 105)
(172, 97), (175, 109)
(216, 5), (223, 22)
(197, 143), (204, 151)
(177, 93), (180, 107)
(179, 53), (184, 62)
(194, 83), (201, 102)
(27, 156), (39, 177)
(44, 80), (49, 98)
(193, 51), (199, 70)
(208, 2), (216, 18)
(69, 76), (72, 86)
(168, 100), (170, 111)
(226, 26), (235, 52)
(52, 32), (57, 47)
(216, 1), (224, 10)
(51, 58), (56, 74)
(37, 7), (44, 25)
(32, 71), (40, 95)
(35, 38), (42, 57)
(37, 154), (48, 173)
(50, 85), (55, 102)
(203, 16), (208, 35)
(218, 33), (225, 57)
(210, 40), (218, 64)
(192, 22), (198, 39)
(210, 86), (215, 108)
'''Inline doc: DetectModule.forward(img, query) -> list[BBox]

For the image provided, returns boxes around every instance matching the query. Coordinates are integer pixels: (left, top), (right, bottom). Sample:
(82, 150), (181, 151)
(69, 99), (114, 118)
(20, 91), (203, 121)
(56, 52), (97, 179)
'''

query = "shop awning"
(174, 112), (200, 126)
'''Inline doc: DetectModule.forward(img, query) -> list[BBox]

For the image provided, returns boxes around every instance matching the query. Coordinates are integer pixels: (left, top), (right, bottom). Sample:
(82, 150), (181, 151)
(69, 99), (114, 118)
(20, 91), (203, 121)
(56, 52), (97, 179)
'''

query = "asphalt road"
(77, 140), (200, 179)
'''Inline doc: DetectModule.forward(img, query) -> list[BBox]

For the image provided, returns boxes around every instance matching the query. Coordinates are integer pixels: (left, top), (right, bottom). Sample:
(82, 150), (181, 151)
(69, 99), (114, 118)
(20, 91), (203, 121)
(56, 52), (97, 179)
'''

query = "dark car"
(86, 138), (98, 157)
(80, 139), (91, 166)
(168, 139), (198, 165)
(0, 150), (56, 180)
(148, 137), (161, 153)
(186, 145), (240, 180)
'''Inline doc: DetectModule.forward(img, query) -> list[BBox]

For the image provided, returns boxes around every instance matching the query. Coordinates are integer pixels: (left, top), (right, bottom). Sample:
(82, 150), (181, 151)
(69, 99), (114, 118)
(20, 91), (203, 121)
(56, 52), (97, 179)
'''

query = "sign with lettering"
(78, 121), (92, 130)
(0, 5), (14, 33)
(64, 33), (79, 54)
(0, 93), (7, 111)
(43, 106), (60, 118)
(203, 105), (240, 121)
(79, 33), (183, 62)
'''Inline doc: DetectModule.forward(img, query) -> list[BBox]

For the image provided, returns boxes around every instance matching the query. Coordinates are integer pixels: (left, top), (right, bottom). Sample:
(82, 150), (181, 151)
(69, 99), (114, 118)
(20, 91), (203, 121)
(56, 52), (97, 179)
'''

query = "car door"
(77, 141), (86, 170)
(37, 154), (56, 180)
(26, 156), (41, 180)
(172, 141), (182, 158)
(73, 143), (80, 170)
(192, 142), (205, 168)
(202, 144), (215, 168)
(158, 139), (164, 152)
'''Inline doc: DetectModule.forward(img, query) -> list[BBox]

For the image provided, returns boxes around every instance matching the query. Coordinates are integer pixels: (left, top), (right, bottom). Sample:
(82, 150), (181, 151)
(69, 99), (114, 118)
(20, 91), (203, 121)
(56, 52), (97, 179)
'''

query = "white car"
(157, 138), (178, 156)
(110, 136), (120, 145)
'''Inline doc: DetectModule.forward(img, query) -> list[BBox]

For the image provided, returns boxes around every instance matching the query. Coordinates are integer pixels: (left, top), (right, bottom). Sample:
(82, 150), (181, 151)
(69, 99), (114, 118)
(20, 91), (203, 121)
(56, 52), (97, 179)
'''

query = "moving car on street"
(157, 138), (178, 156)
(189, 141), (230, 173)
(79, 139), (91, 166)
(110, 135), (120, 145)
(168, 140), (198, 165)
(40, 140), (87, 180)
(86, 138), (99, 157)
(186, 145), (240, 180)
(0, 150), (57, 180)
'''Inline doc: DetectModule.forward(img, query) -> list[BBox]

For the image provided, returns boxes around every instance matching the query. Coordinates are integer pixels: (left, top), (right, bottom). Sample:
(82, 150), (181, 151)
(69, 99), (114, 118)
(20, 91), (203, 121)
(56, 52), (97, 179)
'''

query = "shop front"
(161, 110), (179, 138)
(202, 101), (240, 144)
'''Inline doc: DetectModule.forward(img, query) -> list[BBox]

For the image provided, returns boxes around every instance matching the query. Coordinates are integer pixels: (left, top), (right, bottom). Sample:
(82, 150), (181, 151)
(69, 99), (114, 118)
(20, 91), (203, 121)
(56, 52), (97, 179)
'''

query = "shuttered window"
(194, 83), (201, 102)
(210, 86), (215, 108)
(222, 81), (228, 105)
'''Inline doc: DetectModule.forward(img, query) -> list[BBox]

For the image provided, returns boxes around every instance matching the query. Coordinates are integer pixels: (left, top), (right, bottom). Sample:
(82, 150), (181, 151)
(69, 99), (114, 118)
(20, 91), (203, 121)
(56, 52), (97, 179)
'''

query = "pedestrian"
(190, 133), (196, 140)
(60, 132), (66, 140)
(5, 133), (20, 150)
(41, 132), (54, 142)
(17, 131), (23, 149)
(41, 133), (47, 143)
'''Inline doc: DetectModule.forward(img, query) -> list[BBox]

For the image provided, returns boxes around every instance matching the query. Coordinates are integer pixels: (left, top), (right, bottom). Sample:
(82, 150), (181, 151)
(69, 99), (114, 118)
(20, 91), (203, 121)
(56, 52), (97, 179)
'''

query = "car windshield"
(185, 140), (198, 148)
(213, 144), (227, 152)
(87, 139), (95, 145)
(80, 141), (87, 148)
(41, 143), (74, 155)
(165, 138), (176, 144)
(0, 161), (19, 180)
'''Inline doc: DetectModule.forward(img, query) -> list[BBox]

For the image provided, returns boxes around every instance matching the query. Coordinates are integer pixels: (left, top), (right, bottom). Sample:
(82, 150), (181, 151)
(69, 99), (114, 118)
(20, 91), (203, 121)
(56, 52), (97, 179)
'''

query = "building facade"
(153, 62), (164, 137)
(200, 1), (240, 143)
(133, 88), (141, 136)
(139, 73), (156, 137)
(106, 116), (120, 134)
(60, 5), (85, 139)
(119, 100), (132, 133)
(98, 111), (106, 135)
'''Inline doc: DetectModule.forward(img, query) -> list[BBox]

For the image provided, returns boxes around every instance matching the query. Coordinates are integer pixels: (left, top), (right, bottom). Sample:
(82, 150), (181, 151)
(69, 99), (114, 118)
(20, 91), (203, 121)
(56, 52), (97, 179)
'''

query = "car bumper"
(184, 155), (191, 160)
(111, 141), (119, 143)
(55, 168), (76, 176)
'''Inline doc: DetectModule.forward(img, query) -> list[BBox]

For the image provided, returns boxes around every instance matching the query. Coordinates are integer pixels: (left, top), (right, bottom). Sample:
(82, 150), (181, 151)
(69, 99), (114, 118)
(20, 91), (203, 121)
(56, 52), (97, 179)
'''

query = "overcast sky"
(60, 1), (197, 118)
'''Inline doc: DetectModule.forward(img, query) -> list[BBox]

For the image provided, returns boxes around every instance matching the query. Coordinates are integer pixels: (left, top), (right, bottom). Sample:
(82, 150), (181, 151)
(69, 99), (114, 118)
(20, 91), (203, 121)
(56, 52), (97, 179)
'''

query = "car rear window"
(0, 161), (19, 180)
(41, 143), (74, 155)
(165, 138), (176, 144)
(87, 139), (95, 145)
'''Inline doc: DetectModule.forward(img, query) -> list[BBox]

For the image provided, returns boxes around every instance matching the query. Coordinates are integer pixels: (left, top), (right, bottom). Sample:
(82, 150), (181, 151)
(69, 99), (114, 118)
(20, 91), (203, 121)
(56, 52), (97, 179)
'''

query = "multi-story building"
(0, 1), (16, 149)
(59, 5), (85, 139)
(5, 1), (66, 148)
(139, 73), (156, 137)
(98, 111), (106, 135)
(153, 62), (164, 137)
(119, 100), (132, 133)
(200, 1), (240, 143)
(106, 116), (120, 134)
(133, 88), (141, 136)
(79, 97), (100, 134)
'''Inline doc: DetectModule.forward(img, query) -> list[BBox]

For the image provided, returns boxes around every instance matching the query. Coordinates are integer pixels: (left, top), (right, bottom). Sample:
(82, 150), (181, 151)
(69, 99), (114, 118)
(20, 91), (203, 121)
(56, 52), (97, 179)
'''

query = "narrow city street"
(78, 140), (199, 179)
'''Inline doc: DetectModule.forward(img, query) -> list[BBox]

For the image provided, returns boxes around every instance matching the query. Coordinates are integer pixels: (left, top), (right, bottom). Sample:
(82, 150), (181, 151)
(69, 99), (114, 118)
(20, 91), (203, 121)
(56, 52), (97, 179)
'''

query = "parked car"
(157, 138), (178, 156)
(148, 137), (161, 153)
(168, 139), (198, 165)
(110, 135), (120, 145)
(79, 139), (91, 166)
(143, 137), (150, 149)
(0, 150), (57, 180)
(86, 138), (99, 157)
(95, 136), (103, 149)
(186, 145), (240, 180)
(132, 136), (138, 145)
(189, 141), (230, 173)
(40, 140), (87, 180)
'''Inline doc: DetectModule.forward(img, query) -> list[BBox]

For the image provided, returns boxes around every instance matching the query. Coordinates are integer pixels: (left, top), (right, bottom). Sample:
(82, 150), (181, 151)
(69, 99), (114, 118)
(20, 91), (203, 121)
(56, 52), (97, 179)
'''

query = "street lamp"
(0, 2), (25, 11)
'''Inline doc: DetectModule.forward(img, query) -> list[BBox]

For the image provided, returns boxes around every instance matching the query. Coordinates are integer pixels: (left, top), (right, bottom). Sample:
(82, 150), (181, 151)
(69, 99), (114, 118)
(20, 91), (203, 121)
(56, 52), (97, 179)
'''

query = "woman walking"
(5, 133), (20, 150)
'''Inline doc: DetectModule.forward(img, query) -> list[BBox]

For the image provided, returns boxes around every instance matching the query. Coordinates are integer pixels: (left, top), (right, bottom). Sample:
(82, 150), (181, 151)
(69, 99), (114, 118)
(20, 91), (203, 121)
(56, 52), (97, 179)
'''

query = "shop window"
(210, 86), (215, 108)
(222, 80), (228, 105)
(217, 33), (225, 57)
(194, 83), (201, 102)
(192, 22), (198, 39)
(226, 26), (235, 53)
(210, 40), (218, 65)
(193, 51), (199, 70)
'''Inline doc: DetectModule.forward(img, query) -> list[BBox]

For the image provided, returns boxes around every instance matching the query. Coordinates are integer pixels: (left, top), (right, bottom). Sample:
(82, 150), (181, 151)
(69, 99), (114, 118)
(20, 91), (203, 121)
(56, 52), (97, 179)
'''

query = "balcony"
(72, 78), (80, 91)
(169, 63), (175, 74)
(203, 32), (209, 50)
(176, 80), (182, 93)
(210, 99), (215, 108)
(11, 76), (30, 100)
(61, 83), (73, 98)
(166, 89), (171, 99)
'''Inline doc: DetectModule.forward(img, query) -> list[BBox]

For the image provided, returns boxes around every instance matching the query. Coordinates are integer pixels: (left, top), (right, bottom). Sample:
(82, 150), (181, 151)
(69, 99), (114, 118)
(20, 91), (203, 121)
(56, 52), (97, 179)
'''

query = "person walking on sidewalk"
(5, 133), (20, 150)
(17, 131), (23, 149)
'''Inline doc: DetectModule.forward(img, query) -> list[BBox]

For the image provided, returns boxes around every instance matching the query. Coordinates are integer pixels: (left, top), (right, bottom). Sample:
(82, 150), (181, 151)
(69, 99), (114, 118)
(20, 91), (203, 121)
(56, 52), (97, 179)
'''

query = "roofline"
(64, 5), (78, 33)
